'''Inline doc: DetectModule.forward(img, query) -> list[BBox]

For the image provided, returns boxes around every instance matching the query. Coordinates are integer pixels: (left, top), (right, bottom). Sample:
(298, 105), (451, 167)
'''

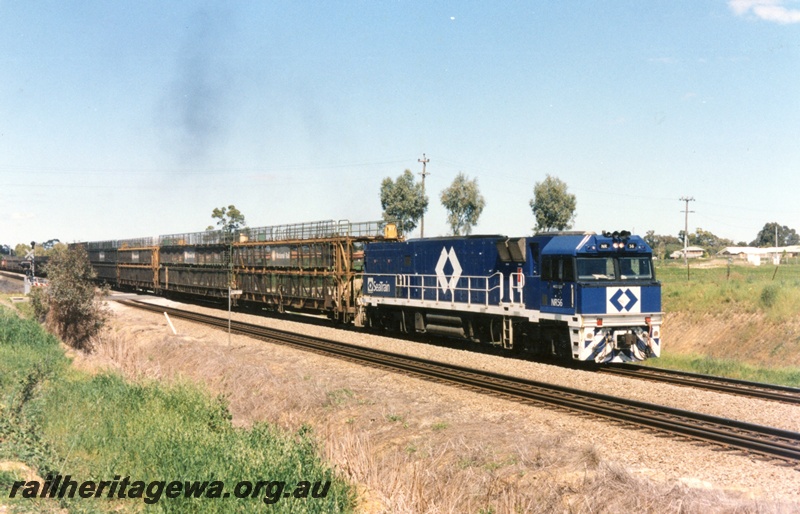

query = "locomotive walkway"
(119, 299), (800, 467)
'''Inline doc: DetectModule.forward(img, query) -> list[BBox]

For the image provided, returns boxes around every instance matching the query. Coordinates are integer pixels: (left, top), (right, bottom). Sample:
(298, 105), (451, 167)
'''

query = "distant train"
(68, 219), (661, 363)
(0, 255), (48, 277)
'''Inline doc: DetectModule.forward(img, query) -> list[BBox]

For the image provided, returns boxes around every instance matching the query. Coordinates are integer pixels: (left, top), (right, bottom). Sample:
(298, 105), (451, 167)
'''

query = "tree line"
(379, 165), (800, 253)
(645, 223), (800, 260)
(380, 171), (576, 236)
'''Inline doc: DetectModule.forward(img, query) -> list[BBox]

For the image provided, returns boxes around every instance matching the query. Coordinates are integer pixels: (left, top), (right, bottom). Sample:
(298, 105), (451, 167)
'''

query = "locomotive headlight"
(584, 328), (594, 340)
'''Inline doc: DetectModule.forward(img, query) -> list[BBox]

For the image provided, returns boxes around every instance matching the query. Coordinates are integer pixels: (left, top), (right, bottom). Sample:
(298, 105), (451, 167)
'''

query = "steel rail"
(600, 364), (800, 405)
(120, 299), (800, 465)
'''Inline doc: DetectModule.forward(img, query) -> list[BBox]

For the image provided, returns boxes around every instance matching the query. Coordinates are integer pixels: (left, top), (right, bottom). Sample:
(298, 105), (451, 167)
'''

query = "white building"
(669, 246), (705, 259)
(717, 246), (800, 266)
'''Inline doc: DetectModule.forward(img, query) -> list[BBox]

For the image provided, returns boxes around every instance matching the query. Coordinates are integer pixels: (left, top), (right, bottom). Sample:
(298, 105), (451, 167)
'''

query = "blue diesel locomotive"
(359, 231), (661, 363)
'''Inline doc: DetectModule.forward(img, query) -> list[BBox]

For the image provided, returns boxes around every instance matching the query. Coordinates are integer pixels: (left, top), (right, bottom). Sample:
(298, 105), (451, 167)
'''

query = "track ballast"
(119, 298), (800, 467)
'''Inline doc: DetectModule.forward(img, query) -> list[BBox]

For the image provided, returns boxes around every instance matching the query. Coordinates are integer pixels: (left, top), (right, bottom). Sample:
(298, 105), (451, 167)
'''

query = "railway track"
(120, 299), (800, 466)
(600, 364), (800, 405)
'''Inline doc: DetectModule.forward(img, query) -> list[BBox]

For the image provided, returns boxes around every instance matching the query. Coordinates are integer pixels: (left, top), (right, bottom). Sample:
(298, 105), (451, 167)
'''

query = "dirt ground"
(665, 311), (800, 367)
(51, 297), (799, 513)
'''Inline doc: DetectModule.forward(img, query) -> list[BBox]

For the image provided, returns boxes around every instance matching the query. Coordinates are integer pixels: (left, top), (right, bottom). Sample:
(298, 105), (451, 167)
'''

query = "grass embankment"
(644, 353), (800, 387)
(0, 308), (354, 513)
(659, 262), (800, 321)
(652, 262), (800, 386)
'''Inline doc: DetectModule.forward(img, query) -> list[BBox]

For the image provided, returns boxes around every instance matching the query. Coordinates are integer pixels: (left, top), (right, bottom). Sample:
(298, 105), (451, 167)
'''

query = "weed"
(431, 421), (449, 431)
(325, 388), (355, 407)
(760, 284), (780, 308)
(0, 469), (20, 488)
(457, 456), (479, 469)
(483, 460), (503, 472)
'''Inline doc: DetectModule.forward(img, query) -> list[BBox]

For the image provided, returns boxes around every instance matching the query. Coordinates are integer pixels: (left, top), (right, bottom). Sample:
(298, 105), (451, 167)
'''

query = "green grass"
(658, 262), (800, 321)
(0, 309), (355, 513)
(0, 293), (35, 318)
(644, 351), (800, 387)
(653, 262), (800, 384)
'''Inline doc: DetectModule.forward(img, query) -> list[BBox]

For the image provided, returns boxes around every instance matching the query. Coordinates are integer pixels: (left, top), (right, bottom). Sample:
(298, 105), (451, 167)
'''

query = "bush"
(760, 283), (780, 308)
(29, 286), (49, 322)
(36, 245), (108, 349)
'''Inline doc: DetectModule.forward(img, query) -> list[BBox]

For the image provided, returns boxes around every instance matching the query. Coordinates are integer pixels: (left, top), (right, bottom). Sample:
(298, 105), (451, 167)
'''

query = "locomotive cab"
(536, 231), (662, 362)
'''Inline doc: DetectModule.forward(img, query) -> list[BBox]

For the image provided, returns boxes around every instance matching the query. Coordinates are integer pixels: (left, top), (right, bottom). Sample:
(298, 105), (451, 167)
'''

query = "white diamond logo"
(435, 247), (462, 295)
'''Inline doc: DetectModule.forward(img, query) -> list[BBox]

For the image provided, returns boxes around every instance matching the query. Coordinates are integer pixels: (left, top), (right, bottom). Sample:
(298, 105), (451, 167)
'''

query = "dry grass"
(80, 306), (793, 514)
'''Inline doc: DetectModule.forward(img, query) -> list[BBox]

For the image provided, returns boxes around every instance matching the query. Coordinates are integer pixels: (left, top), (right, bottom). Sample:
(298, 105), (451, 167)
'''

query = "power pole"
(680, 196), (695, 280)
(418, 153), (430, 238)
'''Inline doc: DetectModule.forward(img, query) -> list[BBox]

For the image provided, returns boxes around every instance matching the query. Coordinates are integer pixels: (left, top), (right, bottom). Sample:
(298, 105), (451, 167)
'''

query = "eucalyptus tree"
(440, 173), (485, 236)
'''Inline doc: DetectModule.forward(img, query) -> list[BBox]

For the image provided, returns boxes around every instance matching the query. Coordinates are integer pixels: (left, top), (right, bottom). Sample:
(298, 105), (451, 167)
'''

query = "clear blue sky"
(1, 1), (798, 247)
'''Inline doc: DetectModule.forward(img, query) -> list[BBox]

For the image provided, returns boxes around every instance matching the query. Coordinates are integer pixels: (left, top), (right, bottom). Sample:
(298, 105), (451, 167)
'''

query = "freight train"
(69, 219), (661, 363)
(0, 255), (48, 277)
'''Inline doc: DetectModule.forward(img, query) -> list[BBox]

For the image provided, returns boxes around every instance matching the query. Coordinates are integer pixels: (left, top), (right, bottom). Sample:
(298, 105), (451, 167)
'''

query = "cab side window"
(562, 258), (575, 281)
(542, 257), (553, 280)
(541, 257), (575, 281)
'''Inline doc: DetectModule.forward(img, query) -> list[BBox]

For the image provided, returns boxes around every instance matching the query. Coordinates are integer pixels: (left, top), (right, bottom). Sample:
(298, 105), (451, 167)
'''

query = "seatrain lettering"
(367, 277), (391, 293)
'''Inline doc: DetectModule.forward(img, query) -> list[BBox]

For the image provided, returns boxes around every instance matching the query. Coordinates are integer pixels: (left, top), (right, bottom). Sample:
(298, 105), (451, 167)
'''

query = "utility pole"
(680, 197), (695, 280)
(418, 153), (430, 238)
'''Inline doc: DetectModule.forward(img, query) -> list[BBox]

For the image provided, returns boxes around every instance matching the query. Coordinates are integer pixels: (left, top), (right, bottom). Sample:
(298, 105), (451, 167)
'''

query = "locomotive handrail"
(509, 270), (525, 307)
(367, 270), (534, 309)
(365, 272), (505, 307)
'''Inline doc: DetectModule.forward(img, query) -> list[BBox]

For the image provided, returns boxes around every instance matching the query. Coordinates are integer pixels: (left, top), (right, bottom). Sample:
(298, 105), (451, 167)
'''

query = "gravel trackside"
(83, 292), (800, 511)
